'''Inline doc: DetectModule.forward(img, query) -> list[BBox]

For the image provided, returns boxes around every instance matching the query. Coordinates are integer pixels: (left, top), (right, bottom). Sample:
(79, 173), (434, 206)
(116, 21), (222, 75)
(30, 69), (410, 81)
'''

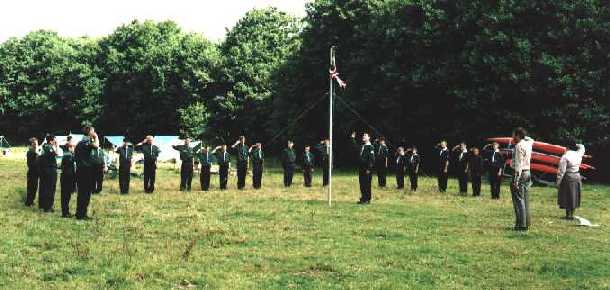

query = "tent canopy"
(0, 136), (10, 148)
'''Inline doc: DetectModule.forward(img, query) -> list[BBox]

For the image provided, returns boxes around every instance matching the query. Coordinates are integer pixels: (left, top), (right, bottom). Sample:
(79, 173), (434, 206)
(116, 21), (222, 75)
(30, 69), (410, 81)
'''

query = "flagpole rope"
(334, 94), (394, 147)
(266, 93), (329, 147)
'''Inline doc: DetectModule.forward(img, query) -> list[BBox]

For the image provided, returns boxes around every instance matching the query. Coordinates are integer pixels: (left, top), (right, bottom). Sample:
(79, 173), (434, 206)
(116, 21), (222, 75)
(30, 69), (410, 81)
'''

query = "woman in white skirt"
(556, 140), (585, 220)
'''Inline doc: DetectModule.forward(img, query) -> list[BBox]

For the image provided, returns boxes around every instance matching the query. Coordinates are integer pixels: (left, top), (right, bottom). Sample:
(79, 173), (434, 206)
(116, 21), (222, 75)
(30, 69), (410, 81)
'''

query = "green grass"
(0, 148), (609, 289)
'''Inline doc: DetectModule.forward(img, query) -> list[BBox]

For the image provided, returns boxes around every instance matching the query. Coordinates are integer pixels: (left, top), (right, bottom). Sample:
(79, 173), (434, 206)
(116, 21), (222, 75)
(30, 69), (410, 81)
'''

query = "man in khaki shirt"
(511, 127), (534, 231)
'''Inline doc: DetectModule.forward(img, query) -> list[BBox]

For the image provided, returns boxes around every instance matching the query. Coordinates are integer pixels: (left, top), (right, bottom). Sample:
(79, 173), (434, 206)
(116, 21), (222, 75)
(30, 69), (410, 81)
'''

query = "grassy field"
(0, 148), (609, 290)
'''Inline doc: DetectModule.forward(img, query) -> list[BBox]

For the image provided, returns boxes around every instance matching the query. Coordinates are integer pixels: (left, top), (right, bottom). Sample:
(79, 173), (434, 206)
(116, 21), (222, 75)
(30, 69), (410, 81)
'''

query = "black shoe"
(76, 216), (91, 221)
(62, 213), (73, 218)
(513, 226), (528, 231)
(43, 209), (54, 213)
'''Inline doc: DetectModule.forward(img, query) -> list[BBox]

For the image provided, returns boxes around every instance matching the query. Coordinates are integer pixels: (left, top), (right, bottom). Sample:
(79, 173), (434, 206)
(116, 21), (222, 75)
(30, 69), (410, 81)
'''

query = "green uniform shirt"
(173, 145), (195, 163)
(234, 144), (249, 163)
(215, 149), (230, 165)
(136, 144), (161, 162)
(303, 151), (315, 167)
(282, 148), (296, 166)
(40, 144), (58, 171)
(250, 147), (264, 164)
(75, 138), (96, 169)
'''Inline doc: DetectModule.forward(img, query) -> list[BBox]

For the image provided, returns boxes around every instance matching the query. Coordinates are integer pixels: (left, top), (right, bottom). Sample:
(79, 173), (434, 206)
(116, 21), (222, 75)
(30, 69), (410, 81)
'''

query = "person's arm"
(556, 155), (567, 187)
(90, 132), (100, 149)
(211, 146), (220, 154)
(513, 144), (524, 183)
(576, 144), (585, 157)
(415, 156), (420, 174)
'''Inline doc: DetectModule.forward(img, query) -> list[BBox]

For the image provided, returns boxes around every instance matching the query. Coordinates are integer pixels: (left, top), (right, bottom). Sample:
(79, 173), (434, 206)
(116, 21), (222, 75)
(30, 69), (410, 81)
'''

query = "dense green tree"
(97, 20), (220, 138)
(211, 8), (302, 140)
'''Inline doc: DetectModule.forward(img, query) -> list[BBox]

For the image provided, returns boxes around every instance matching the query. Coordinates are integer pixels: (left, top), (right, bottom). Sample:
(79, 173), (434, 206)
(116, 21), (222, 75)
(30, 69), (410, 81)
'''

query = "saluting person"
(249, 143), (264, 189)
(39, 134), (59, 212)
(60, 141), (77, 217)
(231, 136), (249, 190)
(74, 126), (100, 220)
(468, 147), (484, 197)
(351, 132), (375, 204)
(213, 144), (230, 190)
(115, 138), (134, 194)
(194, 143), (213, 191)
(453, 142), (469, 195)
(303, 145), (315, 187)
(375, 137), (389, 188)
(172, 138), (195, 191)
(395, 147), (408, 189)
(25, 137), (41, 207)
(315, 139), (331, 186)
(436, 141), (450, 192)
(407, 146), (421, 192)
(483, 142), (504, 199)
(281, 140), (296, 187)
(136, 136), (161, 193)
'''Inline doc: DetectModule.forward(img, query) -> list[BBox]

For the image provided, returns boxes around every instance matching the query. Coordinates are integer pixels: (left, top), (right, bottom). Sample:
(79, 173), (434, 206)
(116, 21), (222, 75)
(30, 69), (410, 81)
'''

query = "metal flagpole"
(328, 46), (335, 207)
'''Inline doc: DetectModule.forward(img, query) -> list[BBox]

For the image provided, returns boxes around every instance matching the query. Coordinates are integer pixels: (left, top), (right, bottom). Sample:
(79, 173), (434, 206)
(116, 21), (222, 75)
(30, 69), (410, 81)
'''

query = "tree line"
(1, 1), (609, 180)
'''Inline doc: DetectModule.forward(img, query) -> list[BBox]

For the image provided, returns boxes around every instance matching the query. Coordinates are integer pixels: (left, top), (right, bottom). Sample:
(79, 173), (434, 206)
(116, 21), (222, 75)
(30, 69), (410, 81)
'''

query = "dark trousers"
(93, 164), (104, 193)
(409, 171), (418, 191)
(219, 164), (229, 190)
(38, 169), (57, 211)
(252, 162), (263, 189)
(61, 172), (76, 216)
(489, 169), (502, 199)
(200, 165), (211, 191)
(180, 161), (193, 191)
(458, 172), (468, 194)
(472, 175), (482, 196)
(511, 171), (531, 229)
(236, 161), (247, 189)
(76, 166), (95, 219)
(322, 160), (329, 186)
(143, 161), (156, 193)
(303, 165), (313, 187)
(119, 163), (131, 194)
(396, 170), (405, 189)
(25, 169), (39, 206)
(376, 162), (387, 187)
(359, 168), (373, 203)
(283, 164), (294, 187)
(438, 171), (448, 192)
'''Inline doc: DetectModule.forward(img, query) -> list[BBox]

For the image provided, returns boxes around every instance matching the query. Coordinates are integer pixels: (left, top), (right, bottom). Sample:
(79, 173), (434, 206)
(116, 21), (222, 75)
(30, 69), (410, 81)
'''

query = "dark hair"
(123, 138), (129, 142)
(411, 145), (418, 150)
(379, 136), (385, 141)
(83, 126), (93, 135)
(67, 136), (73, 141)
(513, 127), (527, 139)
(45, 134), (55, 142)
(566, 138), (579, 151)
(29, 137), (38, 144)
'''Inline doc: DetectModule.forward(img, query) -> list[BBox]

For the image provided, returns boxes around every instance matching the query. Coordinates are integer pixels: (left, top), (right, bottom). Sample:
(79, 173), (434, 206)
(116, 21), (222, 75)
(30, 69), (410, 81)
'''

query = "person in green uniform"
(231, 136), (249, 190)
(115, 138), (134, 194)
(74, 127), (100, 220)
(395, 147), (407, 190)
(407, 146), (421, 192)
(194, 143), (213, 191)
(39, 134), (59, 212)
(303, 145), (315, 187)
(249, 143), (264, 189)
(25, 137), (41, 207)
(351, 131), (375, 204)
(281, 140), (296, 187)
(213, 144), (230, 190)
(172, 138), (195, 191)
(375, 137), (389, 187)
(315, 139), (331, 186)
(60, 141), (77, 217)
(136, 136), (161, 193)
(92, 145), (106, 194)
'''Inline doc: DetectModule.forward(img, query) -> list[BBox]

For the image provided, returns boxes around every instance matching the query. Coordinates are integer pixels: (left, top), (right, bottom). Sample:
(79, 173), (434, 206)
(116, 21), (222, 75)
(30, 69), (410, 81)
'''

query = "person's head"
(492, 142), (500, 151)
(460, 142), (467, 151)
(29, 137), (38, 147)
(305, 145), (310, 152)
(362, 133), (370, 143)
(67, 136), (73, 142)
(472, 147), (480, 156)
(512, 127), (527, 143)
(256, 142), (262, 149)
(123, 138), (129, 146)
(83, 126), (95, 136)
(184, 138), (191, 145)
(221, 144), (227, 151)
(287, 140), (294, 149)
(379, 136), (386, 145)
(397, 146), (405, 155)
(45, 134), (55, 144)
(440, 140), (447, 149)
(146, 135), (154, 144)
(67, 141), (76, 151)
(239, 136), (245, 144)
(412, 145), (418, 154)
(323, 139), (330, 145)
(566, 137), (579, 151)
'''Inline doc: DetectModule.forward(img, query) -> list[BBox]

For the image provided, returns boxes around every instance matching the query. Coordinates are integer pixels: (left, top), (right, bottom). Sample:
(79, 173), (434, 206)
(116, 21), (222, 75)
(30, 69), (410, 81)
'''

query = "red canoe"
(506, 159), (559, 175)
(489, 137), (592, 159)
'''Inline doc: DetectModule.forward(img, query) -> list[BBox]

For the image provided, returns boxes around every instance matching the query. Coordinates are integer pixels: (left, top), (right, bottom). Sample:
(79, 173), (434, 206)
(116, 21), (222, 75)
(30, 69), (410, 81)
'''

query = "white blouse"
(557, 144), (585, 185)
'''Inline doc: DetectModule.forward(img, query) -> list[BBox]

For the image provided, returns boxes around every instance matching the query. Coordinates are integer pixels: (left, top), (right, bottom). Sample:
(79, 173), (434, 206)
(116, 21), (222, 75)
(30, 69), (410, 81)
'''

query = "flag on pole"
(329, 68), (347, 89)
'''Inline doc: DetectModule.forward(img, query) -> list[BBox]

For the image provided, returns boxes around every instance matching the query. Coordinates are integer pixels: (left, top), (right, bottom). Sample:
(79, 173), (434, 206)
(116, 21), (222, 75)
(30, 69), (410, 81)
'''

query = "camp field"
(0, 150), (609, 290)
